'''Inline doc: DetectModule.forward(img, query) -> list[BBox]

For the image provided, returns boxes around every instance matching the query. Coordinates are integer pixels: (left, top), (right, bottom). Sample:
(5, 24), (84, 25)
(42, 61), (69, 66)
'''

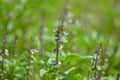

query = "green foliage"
(0, 0), (120, 80)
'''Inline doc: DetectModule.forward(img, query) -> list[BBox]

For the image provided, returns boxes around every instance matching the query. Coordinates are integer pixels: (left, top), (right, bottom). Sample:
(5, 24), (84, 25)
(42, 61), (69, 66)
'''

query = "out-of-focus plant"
(0, 31), (8, 79)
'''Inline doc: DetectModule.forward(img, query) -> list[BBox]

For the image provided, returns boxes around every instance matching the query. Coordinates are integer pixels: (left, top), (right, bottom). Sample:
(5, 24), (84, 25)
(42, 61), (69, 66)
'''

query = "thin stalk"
(26, 56), (31, 80)
(12, 35), (17, 62)
(116, 73), (120, 80)
(39, 23), (44, 56)
(11, 35), (17, 79)
(54, 8), (68, 65)
(55, 30), (60, 65)
(26, 36), (34, 80)
(93, 54), (99, 79)
(1, 31), (7, 79)
(39, 12), (45, 57)
(92, 44), (102, 80)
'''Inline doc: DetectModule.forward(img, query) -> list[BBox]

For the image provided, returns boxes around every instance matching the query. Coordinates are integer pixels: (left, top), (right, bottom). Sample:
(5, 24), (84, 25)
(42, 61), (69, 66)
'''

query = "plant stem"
(11, 35), (17, 79)
(93, 54), (99, 79)
(116, 73), (120, 80)
(1, 31), (7, 79)
(54, 8), (68, 65)
(39, 23), (44, 56)
(92, 44), (102, 80)
(26, 36), (35, 80)
(55, 30), (60, 65)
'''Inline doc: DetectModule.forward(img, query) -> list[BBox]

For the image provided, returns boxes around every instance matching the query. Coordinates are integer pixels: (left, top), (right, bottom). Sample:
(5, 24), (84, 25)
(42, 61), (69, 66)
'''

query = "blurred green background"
(0, 0), (120, 80)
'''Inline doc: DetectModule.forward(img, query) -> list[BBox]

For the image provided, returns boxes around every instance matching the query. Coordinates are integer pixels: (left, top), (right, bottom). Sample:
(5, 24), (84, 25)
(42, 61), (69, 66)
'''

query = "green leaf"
(40, 69), (47, 77)
(65, 67), (76, 74)
(58, 72), (70, 79)
(64, 54), (92, 62)
(65, 55), (83, 62)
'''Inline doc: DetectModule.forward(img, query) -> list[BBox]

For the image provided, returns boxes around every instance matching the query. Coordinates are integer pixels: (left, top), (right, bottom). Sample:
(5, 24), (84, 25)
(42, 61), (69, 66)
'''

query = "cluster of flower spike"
(94, 44), (102, 54)
(0, 31), (8, 79)
(54, 8), (68, 66)
(92, 44), (102, 80)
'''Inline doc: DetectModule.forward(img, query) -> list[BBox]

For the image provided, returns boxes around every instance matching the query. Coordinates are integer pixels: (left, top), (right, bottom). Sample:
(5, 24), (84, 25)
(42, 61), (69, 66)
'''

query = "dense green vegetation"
(0, 0), (120, 80)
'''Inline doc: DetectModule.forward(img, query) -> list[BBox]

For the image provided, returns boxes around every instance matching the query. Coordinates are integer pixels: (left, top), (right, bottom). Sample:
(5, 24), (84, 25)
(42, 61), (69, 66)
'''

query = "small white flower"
(30, 49), (39, 54)
(97, 66), (102, 71)
(64, 31), (69, 35)
(54, 61), (62, 66)
(5, 49), (9, 56)
(67, 12), (73, 18)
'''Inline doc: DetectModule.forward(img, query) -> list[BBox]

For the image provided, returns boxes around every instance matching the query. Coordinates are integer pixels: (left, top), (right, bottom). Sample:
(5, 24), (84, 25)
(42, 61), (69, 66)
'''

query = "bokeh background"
(0, 0), (120, 79)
